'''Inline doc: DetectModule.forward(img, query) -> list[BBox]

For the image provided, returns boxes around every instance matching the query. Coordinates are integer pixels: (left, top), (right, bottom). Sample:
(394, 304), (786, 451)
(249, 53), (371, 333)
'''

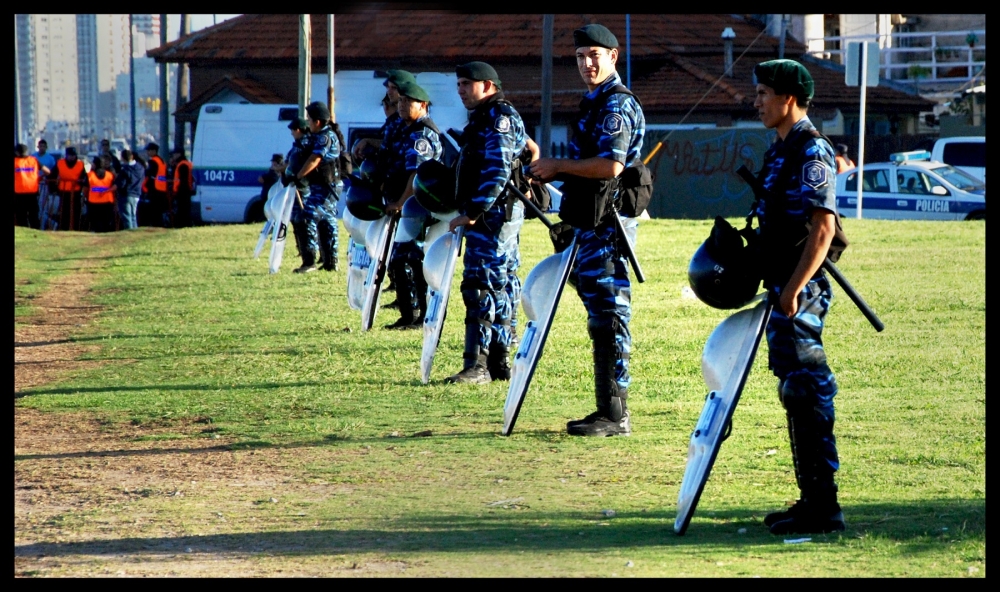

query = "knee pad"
(587, 316), (620, 344)
(778, 374), (818, 412)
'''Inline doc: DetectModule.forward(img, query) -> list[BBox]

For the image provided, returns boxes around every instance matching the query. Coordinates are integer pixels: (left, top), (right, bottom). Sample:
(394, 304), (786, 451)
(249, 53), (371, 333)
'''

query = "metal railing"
(806, 29), (985, 87)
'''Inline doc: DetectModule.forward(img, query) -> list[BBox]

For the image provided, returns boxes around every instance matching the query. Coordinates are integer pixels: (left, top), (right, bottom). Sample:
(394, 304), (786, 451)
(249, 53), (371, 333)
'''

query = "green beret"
(397, 80), (430, 103)
(754, 59), (815, 101)
(573, 23), (618, 49)
(384, 69), (417, 88)
(456, 61), (502, 89)
(305, 101), (331, 122)
(287, 117), (310, 131)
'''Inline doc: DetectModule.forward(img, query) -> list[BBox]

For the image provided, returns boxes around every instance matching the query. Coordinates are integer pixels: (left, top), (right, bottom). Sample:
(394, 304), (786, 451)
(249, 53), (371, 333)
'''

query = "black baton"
(505, 180), (554, 228)
(611, 210), (646, 283)
(823, 257), (884, 332)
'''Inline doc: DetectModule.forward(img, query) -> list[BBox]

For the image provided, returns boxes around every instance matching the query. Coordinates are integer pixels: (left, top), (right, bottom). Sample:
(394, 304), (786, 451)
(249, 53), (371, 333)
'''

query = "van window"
(278, 108), (299, 121)
(942, 143), (985, 168)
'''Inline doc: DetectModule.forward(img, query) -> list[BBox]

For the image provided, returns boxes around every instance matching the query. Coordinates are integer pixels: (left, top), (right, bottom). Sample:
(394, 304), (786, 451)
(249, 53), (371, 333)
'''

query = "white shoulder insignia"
(415, 138), (431, 157)
(802, 161), (829, 189)
(603, 113), (624, 135)
(495, 115), (511, 133)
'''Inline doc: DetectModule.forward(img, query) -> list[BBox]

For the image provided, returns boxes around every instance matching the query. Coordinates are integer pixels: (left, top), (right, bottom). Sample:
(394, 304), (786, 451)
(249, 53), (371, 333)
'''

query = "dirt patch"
(14, 245), (392, 577)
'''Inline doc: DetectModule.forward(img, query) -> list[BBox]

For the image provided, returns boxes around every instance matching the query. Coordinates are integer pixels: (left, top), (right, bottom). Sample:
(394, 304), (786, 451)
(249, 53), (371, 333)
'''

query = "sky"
(171, 14), (242, 40)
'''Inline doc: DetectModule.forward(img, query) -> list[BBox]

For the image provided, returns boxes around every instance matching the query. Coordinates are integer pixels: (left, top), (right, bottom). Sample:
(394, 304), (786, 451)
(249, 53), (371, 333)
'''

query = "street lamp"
(722, 27), (736, 78)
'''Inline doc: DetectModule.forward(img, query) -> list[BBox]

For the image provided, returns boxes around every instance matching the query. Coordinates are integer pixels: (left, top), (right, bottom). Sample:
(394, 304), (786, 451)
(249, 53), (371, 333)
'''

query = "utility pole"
(159, 13), (170, 151)
(327, 14), (335, 121)
(778, 14), (787, 59)
(129, 14), (137, 152)
(299, 15), (312, 117)
(540, 14), (553, 158)
(174, 14), (191, 152)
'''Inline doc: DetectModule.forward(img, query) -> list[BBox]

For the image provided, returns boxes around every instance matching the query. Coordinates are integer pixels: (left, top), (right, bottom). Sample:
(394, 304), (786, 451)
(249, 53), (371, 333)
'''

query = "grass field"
(14, 217), (985, 577)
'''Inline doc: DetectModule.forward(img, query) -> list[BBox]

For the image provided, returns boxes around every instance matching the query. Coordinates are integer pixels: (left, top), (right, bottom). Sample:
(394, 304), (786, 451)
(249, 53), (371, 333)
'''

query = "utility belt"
(556, 162), (652, 230)
(736, 165), (849, 287)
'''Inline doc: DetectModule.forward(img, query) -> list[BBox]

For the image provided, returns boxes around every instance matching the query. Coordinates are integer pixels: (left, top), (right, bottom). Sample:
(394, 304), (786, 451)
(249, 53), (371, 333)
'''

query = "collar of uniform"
(584, 71), (622, 100)
(470, 91), (506, 119)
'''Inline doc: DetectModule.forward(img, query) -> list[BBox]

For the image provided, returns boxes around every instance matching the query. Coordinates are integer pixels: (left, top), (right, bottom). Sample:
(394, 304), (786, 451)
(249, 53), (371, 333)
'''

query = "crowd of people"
(13, 137), (195, 232)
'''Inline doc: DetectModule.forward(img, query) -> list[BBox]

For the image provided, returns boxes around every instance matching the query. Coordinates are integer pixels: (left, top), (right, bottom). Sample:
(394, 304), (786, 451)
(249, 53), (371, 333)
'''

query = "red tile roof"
(151, 13), (932, 117)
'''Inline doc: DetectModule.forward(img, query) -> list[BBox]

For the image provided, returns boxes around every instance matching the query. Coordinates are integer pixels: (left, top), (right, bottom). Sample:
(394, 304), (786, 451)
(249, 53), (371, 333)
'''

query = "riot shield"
(419, 227), (464, 384)
(502, 239), (579, 436)
(360, 213), (399, 331)
(674, 297), (772, 535)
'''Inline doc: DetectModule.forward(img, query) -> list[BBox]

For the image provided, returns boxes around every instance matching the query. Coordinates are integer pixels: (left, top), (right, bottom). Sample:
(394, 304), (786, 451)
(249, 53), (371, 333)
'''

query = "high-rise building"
(15, 14), (79, 146)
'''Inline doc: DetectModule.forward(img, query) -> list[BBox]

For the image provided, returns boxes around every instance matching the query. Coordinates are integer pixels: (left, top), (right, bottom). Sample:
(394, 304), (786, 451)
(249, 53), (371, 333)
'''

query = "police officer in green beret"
(749, 59), (845, 535)
(381, 80), (444, 329)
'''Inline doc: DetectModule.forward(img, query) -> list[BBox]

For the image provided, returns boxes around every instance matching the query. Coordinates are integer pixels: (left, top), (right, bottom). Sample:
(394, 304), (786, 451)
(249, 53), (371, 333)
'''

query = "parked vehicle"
(836, 150), (985, 221)
(931, 136), (985, 184)
(192, 70), (468, 224)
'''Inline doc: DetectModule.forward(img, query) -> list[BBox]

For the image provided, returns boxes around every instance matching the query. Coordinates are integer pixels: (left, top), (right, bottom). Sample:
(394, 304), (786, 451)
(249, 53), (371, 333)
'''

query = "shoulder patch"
(802, 160), (829, 189)
(414, 138), (432, 157)
(494, 115), (511, 133)
(603, 113), (624, 135)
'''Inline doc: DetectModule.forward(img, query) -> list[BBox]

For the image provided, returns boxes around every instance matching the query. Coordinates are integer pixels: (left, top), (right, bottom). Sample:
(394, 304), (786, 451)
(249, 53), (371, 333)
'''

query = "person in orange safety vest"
(52, 147), (87, 230)
(14, 143), (48, 228)
(84, 156), (117, 233)
(143, 142), (169, 227)
(170, 149), (195, 228)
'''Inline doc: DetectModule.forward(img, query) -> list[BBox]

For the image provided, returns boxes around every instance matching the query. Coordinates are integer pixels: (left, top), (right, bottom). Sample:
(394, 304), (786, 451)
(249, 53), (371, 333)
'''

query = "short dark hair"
(121, 149), (133, 160)
(16, 143), (29, 156)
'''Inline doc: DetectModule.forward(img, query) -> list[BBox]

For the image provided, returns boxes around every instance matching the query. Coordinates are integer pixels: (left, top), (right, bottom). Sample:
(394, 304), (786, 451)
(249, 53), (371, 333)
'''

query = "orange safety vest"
(57, 159), (86, 192)
(14, 156), (41, 194)
(146, 155), (168, 192)
(172, 159), (194, 193)
(87, 170), (116, 204)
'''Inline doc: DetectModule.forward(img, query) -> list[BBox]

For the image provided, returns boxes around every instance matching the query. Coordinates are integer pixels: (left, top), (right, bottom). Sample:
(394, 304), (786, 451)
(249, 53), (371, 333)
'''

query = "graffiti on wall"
(643, 128), (775, 219)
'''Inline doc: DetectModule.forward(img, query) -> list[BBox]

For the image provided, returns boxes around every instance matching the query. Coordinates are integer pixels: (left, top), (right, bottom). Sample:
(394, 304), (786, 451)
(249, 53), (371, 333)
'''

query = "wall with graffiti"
(643, 128), (775, 219)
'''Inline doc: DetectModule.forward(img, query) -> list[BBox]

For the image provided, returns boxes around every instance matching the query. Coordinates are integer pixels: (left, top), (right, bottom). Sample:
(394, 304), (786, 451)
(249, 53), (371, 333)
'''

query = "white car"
(836, 151), (985, 221)
(932, 136), (985, 184)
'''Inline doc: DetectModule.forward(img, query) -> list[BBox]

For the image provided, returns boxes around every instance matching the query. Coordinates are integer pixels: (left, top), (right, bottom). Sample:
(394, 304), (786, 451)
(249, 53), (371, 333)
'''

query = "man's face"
(291, 128), (304, 140)
(576, 46), (617, 89)
(754, 84), (793, 130)
(398, 96), (426, 123)
(101, 141), (110, 153)
(457, 78), (490, 110)
(386, 81), (401, 104)
(37, 142), (47, 154)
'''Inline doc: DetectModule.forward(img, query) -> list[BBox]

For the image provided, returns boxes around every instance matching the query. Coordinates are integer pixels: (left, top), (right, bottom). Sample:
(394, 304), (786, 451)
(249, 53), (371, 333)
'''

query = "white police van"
(192, 71), (468, 224)
(835, 150), (986, 221)
(931, 136), (985, 184)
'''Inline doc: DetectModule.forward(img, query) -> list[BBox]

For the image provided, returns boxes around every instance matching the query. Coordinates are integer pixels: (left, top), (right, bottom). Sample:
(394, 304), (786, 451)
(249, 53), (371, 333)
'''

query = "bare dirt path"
(14, 244), (378, 577)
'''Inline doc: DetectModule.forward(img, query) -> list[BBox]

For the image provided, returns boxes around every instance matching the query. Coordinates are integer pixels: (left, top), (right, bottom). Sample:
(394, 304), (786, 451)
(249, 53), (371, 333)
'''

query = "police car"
(835, 150), (985, 220)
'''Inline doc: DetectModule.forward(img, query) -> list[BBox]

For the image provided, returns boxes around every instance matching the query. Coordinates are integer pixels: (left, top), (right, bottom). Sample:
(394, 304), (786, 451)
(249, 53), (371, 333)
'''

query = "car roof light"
(891, 150), (932, 163)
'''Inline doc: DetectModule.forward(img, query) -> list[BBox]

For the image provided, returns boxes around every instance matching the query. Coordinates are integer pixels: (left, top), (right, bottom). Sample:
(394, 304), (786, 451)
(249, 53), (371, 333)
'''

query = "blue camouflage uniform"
(756, 116), (841, 508)
(286, 134), (312, 259)
(456, 93), (528, 374)
(301, 125), (342, 269)
(384, 115), (443, 325)
(568, 71), (645, 396)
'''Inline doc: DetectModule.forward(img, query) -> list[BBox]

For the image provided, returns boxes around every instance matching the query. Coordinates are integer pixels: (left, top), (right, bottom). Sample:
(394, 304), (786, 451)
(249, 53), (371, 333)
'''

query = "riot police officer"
(751, 59), (845, 535)
(445, 61), (529, 384)
(382, 80), (444, 329)
(292, 102), (343, 273)
(528, 24), (645, 436)
(285, 117), (313, 270)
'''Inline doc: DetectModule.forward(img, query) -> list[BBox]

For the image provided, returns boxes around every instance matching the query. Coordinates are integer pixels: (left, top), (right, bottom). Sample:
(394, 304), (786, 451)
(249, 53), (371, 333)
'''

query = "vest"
(172, 159), (194, 193)
(57, 159), (85, 192)
(14, 156), (41, 194)
(147, 155), (168, 192)
(87, 170), (116, 204)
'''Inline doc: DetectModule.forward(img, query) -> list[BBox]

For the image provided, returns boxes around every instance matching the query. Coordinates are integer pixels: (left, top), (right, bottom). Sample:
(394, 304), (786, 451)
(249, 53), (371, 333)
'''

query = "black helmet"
(688, 217), (761, 309)
(356, 157), (381, 185)
(412, 160), (457, 214)
(345, 176), (386, 221)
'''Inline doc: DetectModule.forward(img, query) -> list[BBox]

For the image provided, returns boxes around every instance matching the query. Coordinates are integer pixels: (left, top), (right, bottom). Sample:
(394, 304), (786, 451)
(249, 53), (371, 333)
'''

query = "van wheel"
(246, 199), (266, 223)
(965, 211), (985, 221)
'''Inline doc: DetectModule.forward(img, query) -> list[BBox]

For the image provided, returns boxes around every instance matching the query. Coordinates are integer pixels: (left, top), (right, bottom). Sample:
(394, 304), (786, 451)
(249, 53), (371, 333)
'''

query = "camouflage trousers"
(569, 216), (633, 390)
(767, 275), (840, 476)
(461, 202), (524, 353)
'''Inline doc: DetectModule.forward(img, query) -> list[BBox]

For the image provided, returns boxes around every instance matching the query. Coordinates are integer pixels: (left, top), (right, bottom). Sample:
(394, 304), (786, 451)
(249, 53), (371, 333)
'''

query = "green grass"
(14, 218), (985, 577)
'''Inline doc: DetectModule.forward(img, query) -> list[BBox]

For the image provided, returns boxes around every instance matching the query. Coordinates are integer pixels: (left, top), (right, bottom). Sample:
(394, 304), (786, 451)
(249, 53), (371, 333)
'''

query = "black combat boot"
(446, 323), (492, 384)
(567, 319), (630, 436)
(319, 223), (338, 271)
(768, 484), (845, 535)
(292, 223), (318, 273)
(384, 258), (420, 329)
